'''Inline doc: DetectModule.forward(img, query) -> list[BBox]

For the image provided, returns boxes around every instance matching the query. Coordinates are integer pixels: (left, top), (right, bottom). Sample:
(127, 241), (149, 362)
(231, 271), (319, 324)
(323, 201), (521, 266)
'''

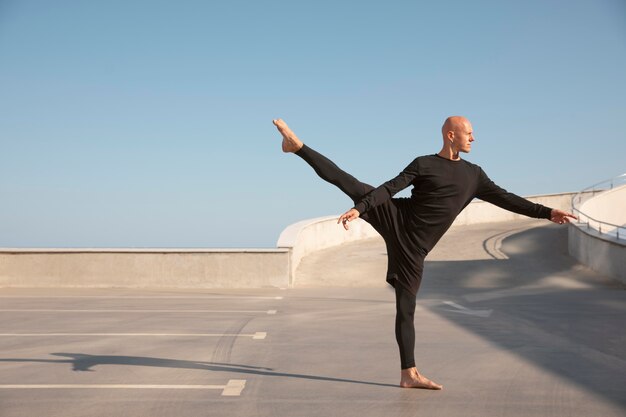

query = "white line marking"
(0, 333), (267, 338)
(0, 295), (283, 300)
(0, 384), (224, 389)
(464, 288), (545, 302)
(221, 379), (246, 396)
(0, 380), (247, 396)
(441, 301), (493, 317)
(463, 277), (592, 303)
(0, 309), (277, 314)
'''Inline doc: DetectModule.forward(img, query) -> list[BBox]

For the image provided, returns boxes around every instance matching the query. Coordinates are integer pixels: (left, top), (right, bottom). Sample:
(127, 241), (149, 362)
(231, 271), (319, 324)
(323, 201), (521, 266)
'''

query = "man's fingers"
(338, 214), (352, 230)
(552, 210), (579, 224)
(338, 209), (360, 230)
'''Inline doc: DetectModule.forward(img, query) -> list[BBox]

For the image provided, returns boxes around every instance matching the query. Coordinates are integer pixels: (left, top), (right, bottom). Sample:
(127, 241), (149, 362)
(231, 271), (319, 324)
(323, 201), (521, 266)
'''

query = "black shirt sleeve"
(353, 158), (420, 214)
(475, 167), (552, 219)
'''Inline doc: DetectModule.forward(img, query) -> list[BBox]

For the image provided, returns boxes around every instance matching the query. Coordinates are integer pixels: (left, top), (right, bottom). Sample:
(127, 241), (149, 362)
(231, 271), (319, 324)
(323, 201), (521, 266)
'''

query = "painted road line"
(0, 309), (278, 314)
(441, 301), (493, 317)
(0, 295), (283, 300)
(463, 277), (592, 303)
(464, 287), (548, 303)
(221, 379), (247, 396)
(0, 380), (247, 396)
(0, 332), (268, 339)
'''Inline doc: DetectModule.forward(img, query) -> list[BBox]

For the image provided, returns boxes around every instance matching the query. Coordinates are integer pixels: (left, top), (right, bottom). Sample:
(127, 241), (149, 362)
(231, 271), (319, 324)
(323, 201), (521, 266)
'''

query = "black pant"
(296, 144), (417, 369)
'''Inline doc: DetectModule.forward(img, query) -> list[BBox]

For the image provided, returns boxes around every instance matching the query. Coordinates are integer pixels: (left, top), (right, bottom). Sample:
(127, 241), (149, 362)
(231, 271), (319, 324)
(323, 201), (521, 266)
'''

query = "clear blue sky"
(1, 0), (624, 248)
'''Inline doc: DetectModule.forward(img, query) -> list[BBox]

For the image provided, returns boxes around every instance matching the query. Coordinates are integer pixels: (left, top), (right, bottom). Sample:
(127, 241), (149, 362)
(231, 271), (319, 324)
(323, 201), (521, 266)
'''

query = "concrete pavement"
(1, 220), (624, 416)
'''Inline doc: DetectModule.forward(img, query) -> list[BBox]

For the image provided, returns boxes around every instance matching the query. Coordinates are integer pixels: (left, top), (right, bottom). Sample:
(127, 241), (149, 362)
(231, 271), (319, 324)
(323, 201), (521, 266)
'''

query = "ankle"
(401, 367), (418, 377)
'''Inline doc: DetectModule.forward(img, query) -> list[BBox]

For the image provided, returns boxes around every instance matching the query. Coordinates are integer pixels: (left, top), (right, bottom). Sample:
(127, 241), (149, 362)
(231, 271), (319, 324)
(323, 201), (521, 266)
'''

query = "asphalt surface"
(1, 219), (625, 417)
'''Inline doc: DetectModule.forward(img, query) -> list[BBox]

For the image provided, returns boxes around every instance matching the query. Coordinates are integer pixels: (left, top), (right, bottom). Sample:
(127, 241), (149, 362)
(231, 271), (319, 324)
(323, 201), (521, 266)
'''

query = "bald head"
(441, 116), (471, 139)
(439, 116), (474, 158)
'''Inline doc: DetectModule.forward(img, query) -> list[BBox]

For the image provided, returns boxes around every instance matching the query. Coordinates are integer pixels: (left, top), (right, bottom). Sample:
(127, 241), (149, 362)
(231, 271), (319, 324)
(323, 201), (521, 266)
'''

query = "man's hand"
(338, 208), (361, 230)
(550, 208), (577, 225)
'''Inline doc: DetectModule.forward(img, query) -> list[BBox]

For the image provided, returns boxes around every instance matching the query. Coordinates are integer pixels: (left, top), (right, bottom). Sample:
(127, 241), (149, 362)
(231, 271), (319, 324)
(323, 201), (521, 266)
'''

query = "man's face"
(454, 121), (474, 153)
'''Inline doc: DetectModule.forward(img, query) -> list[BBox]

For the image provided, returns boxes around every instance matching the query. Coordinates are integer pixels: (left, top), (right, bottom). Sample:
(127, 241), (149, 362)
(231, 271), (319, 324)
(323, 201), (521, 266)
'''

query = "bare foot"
(272, 119), (303, 153)
(400, 367), (443, 390)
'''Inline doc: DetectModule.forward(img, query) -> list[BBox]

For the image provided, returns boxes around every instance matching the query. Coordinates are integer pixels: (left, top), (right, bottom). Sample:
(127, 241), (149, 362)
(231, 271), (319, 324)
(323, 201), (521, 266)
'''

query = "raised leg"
(273, 119), (373, 204)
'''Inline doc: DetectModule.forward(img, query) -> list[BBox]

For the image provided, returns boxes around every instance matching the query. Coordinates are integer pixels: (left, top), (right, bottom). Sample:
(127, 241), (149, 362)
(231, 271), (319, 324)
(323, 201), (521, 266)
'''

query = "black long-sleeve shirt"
(353, 154), (552, 253)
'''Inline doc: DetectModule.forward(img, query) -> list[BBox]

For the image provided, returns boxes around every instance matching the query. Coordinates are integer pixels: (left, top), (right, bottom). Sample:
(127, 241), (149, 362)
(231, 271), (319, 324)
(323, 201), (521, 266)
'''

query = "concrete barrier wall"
(3, 191), (604, 289)
(451, 192), (574, 226)
(568, 185), (626, 283)
(568, 226), (626, 283)
(0, 249), (290, 289)
(276, 216), (380, 285)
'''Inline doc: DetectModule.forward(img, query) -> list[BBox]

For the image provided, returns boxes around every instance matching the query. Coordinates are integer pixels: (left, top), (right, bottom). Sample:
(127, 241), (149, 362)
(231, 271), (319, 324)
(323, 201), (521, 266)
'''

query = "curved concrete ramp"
(295, 219), (616, 290)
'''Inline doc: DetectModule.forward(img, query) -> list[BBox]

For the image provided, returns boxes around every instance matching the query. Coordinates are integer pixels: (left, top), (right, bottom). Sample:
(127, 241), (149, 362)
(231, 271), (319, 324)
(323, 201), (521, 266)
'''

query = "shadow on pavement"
(0, 353), (398, 388)
(421, 224), (626, 409)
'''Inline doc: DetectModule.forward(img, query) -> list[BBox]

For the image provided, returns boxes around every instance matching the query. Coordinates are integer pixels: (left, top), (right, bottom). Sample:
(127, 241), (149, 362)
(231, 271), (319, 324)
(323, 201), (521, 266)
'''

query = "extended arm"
(338, 158), (420, 230)
(476, 168), (576, 224)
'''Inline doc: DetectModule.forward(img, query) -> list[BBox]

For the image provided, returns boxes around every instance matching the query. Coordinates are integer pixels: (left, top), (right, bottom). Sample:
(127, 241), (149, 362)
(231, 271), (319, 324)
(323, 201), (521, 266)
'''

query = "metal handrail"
(571, 173), (626, 241)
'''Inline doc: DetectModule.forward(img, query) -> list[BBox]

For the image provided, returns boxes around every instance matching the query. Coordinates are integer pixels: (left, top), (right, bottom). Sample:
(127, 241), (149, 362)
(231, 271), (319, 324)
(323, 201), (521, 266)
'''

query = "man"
(273, 116), (576, 390)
